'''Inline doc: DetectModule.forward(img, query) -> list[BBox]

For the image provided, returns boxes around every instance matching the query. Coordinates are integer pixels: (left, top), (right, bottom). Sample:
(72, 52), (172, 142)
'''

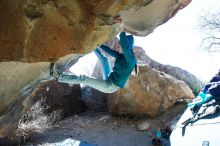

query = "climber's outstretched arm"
(99, 45), (119, 58)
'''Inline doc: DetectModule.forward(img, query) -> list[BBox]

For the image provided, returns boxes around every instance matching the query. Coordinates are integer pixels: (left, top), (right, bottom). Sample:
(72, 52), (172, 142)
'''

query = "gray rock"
(137, 120), (150, 131)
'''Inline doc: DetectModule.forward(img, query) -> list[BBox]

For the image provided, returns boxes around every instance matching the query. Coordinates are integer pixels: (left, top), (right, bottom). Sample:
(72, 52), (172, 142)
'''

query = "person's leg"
(58, 74), (118, 93)
(94, 48), (111, 80)
(58, 74), (82, 84)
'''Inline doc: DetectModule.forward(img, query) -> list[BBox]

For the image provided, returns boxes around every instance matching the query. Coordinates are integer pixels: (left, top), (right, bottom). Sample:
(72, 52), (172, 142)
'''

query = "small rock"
(130, 124), (135, 127)
(137, 120), (150, 131)
(97, 115), (110, 122)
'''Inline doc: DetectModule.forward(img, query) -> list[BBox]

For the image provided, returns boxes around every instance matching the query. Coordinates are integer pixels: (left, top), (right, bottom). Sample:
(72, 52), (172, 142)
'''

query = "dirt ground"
(21, 103), (186, 146)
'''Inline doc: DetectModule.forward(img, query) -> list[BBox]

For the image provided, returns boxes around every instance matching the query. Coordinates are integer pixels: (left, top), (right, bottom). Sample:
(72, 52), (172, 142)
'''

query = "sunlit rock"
(108, 65), (194, 117)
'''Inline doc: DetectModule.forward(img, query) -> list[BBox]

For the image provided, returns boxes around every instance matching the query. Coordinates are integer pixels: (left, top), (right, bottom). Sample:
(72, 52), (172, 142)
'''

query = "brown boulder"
(108, 65), (194, 117)
(0, 0), (191, 62)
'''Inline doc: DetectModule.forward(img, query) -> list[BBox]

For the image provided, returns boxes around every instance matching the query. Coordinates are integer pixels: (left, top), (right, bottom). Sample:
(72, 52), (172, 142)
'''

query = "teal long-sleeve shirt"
(100, 32), (137, 88)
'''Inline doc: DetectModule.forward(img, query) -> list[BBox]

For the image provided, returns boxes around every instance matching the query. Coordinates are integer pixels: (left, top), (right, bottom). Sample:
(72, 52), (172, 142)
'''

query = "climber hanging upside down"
(50, 16), (138, 93)
(51, 30), (138, 93)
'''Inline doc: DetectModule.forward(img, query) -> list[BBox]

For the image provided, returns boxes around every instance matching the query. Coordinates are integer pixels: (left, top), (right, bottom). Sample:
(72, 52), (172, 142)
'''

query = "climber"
(188, 69), (220, 107)
(52, 31), (138, 93)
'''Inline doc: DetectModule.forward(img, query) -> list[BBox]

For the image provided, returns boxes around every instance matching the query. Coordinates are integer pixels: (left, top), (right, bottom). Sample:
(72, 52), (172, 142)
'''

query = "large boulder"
(0, 55), (82, 139)
(108, 65), (194, 117)
(0, 0), (191, 62)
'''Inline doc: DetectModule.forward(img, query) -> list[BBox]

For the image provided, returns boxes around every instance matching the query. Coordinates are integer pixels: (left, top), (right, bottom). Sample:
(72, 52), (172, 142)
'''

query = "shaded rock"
(108, 65), (194, 117)
(0, 0), (118, 62)
(23, 0), (43, 19)
(16, 80), (85, 138)
(0, 62), (51, 116)
(81, 86), (108, 112)
(0, 81), (85, 140)
(0, 0), (191, 62)
(36, 80), (85, 118)
(0, 55), (82, 139)
(0, 54), (80, 116)
(0, 79), (85, 140)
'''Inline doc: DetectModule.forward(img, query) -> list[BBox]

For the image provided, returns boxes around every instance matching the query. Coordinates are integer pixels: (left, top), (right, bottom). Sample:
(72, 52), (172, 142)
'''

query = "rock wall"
(108, 65), (194, 117)
(0, 62), (50, 115)
(0, 54), (81, 139)
(0, 0), (191, 62)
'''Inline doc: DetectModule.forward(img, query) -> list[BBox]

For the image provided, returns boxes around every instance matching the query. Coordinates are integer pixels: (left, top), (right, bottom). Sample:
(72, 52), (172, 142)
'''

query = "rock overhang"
(0, 0), (191, 62)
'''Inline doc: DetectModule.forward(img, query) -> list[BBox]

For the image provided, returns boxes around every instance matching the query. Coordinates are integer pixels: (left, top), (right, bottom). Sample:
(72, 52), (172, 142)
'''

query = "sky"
(134, 0), (220, 81)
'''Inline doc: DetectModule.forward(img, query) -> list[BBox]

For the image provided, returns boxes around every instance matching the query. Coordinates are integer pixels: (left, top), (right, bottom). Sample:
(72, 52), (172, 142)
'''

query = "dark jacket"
(100, 32), (137, 88)
(202, 77), (220, 93)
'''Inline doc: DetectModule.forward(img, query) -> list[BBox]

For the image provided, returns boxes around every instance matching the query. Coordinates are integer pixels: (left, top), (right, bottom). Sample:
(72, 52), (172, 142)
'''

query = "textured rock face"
(0, 0), (192, 140)
(0, 0), (191, 62)
(0, 62), (50, 115)
(0, 54), (80, 116)
(108, 65), (194, 117)
(0, 0), (114, 62)
(81, 87), (108, 112)
(0, 75), (84, 139)
(38, 81), (84, 118)
(0, 55), (81, 139)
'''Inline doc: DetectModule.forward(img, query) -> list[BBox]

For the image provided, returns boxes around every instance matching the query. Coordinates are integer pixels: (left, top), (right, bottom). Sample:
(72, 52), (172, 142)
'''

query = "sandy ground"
(21, 103), (186, 146)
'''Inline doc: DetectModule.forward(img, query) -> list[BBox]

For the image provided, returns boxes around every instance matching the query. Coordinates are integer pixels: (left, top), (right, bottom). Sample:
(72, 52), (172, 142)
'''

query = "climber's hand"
(113, 16), (122, 23)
